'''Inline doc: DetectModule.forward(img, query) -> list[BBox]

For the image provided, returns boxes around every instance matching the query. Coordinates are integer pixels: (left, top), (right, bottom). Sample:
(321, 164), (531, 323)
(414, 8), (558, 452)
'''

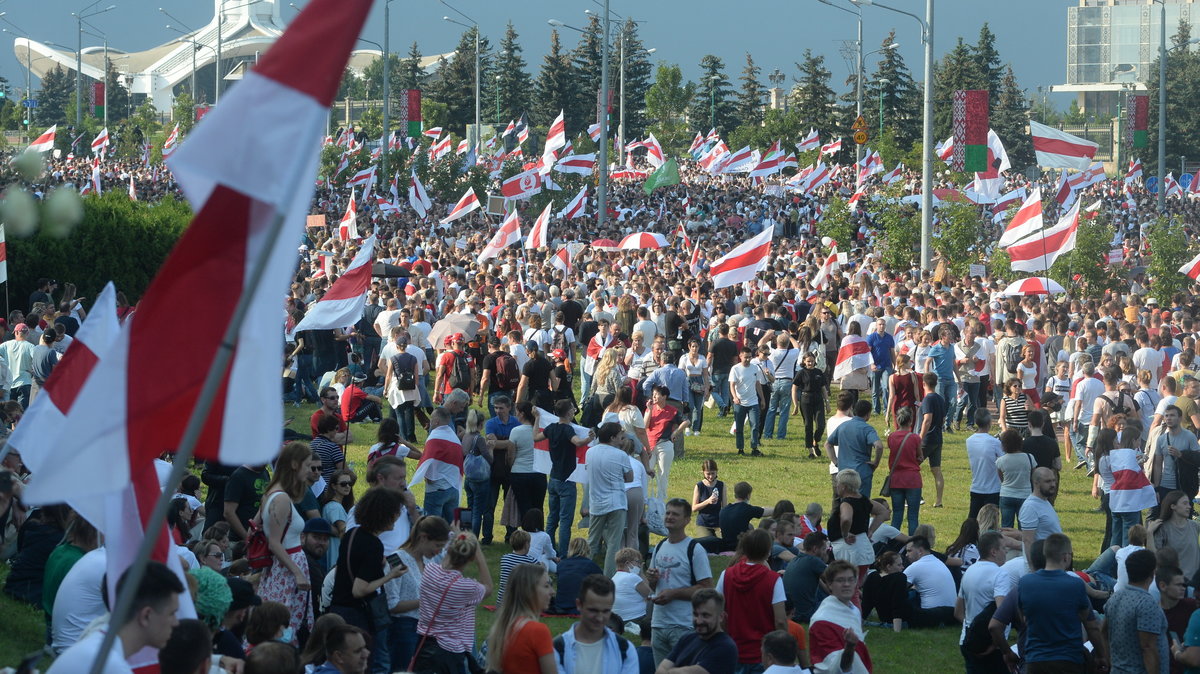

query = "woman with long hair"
(886, 354), (922, 432)
(461, 408), (494, 538)
(604, 386), (651, 455)
(591, 348), (626, 409)
(944, 518), (981, 570)
(691, 459), (725, 538)
(995, 429), (1035, 529)
(413, 532), (493, 674)
(793, 352), (828, 458)
(885, 407), (923, 535)
(255, 441), (316, 641)
(551, 538), (602, 614)
(509, 401), (548, 527)
(679, 338), (711, 436)
(860, 551), (909, 632)
(298, 613), (347, 670)
(367, 418), (420, 464)
(615, 294), (637, 337)
(320, 468), (357, 570)
(386, 515), (452, 671)
(484, 564), (556, 674)
(1148, 490), (1200, 583)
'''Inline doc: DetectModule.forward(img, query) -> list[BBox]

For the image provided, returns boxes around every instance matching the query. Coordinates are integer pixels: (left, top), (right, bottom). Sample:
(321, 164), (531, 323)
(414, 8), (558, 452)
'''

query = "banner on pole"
(952, 89), (989, 172)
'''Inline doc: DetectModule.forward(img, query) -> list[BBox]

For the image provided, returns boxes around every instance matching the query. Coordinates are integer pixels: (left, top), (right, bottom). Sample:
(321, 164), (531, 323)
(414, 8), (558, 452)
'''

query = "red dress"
(888, 371), (923, 425)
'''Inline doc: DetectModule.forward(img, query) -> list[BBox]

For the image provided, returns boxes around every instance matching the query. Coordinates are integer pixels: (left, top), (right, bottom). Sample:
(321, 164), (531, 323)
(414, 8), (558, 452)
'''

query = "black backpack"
(1004, 342), (1022, 375)
(392, 352), (417, 390)
(552, 632), (631, 669)
(652, 538), (701, 585)
(962, 599), (1000, 656)
(446, 351), (471, 390)
(1101, 391), (1134, 417)
(494, 352), (521, 391)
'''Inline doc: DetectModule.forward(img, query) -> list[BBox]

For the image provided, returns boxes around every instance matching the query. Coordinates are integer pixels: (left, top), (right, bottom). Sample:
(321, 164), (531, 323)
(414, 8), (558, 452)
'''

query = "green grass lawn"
(0, 398), (1108, 671)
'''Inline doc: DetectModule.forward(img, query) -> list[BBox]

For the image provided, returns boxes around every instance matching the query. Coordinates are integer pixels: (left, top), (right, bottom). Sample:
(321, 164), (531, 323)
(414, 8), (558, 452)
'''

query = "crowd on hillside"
(6, 143), (1200, 674)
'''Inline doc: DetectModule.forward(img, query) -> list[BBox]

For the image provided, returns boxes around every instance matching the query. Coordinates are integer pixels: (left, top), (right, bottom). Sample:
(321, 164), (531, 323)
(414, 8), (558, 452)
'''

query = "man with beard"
(654, 589), (737, 674)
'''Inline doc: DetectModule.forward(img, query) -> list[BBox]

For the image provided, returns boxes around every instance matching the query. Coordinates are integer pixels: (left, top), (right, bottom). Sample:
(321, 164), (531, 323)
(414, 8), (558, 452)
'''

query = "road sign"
(22, 99), (37, 108)
(852, 115), (868, 130)
(853, 130), (869, 145)
(1182, 173), (1194, 191)
(1146, 176), (1159, 194)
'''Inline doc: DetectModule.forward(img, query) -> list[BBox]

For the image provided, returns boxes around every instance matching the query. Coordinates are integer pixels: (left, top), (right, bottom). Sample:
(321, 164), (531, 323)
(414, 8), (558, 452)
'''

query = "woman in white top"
(509, 402), (548, 534)
(256, 441), (315, 640)
(523, 314), (552, 351)
(620, 429), (651, 550)
(604, 386), (651, 455)
(385, 515), (451, 670)
(678, 339), (711, 436)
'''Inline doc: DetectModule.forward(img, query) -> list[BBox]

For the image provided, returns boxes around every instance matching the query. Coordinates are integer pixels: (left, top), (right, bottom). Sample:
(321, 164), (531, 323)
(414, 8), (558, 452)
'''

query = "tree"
(426, 28), (493, 136)
(493, 23), (532, 127)
(791, 50), (839, 143)
(734, 53), (765, 129)
(728, 107), (807, 154)
(688, 55), (736, 135)
(103, 60), (131, 124)
(875, 196), (921, 269)
(170, 92), (196, 134)
(398, 42), (428, 91)
(1146, 20), (1200, 175)
(618, 19), (653, 142)
(931, 38), (985, 140)
(993, 66), (1033, 168)
(971, 23), (1005, 106)
(1047, 214), (1121, 295)
(865, 31), (921, 150)
(361, 52), (404, 103)
(534, 30), (581, 136)
(569, 15), (605, 129)
(35, 65), (73, 127)
(644, 63), (695, 155)
(932, 201), (985, 276)
(336, 66), (366, 101)
(1145, 215), (1196, 302)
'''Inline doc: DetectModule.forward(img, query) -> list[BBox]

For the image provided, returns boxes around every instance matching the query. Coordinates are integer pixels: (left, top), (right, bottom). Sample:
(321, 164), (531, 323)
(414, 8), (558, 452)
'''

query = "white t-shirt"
(51, 548), (108, 654)
(730, 362), (766, 405)
(47, 630), (133, 674)
(966, 433), (1004, 494)
(586, 443), (632, 516)
(346, 505), (411, 553)
(1133, 347), (1165, 386)
(903, 554), (957, 609)
(957, 560), (1012, 644)
(716, 562), (787, 603)
(649, 537), (713, 628)
(613, 570), (647, 620)
(374, 309), (401, 341)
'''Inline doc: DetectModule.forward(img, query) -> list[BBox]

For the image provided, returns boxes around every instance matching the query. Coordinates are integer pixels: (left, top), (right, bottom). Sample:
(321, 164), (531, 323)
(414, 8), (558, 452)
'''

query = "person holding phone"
(385, 516), (451, 671)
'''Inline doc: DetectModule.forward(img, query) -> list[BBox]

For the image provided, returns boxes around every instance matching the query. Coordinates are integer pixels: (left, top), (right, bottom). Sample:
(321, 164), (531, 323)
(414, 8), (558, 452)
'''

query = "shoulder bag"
(880, 432), (915, 498)
(408, 572), (462, 673)
(346, 527), (391, 633)
(247, 490), (291, 570)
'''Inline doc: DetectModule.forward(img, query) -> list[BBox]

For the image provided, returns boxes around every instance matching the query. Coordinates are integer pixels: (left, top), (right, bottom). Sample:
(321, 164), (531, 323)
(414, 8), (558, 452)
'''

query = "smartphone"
(386, 553), (405, 570)
(456, 507), (473, 528)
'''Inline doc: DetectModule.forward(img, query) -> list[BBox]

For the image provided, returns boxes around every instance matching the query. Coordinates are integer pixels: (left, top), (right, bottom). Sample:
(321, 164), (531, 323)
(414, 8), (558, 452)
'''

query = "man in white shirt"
(760, 629), (810, 674)
(586, 423), (635, 576)
(955, 531), (1011, 672)
(51, 548), (108, 654)
(48, 561), (183, 674)
(903, 535), (957, 628)
(553, 574), (640, 674)
(372, 298), (401, 352)
(1070, 362), (1106, 470)
(965, 410), (1004, 519)
(1132, 332), (1165, 388)
(730, 347), (767, 456)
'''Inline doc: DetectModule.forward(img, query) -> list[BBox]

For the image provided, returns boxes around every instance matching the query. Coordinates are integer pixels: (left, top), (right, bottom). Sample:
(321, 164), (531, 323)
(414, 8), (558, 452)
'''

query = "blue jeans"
(370, 624), (390, 674)
(872, 367), (892, 414)
(850, 462), (875, 499)
(1111, 510), (1141, 548)
(688, 377), (706, 432)
(733, 404), (759, 451)
(423, 487), (459, 522)
(394, 402), (416, 443)
(936, 380), (958, 431)
(762, 379), (793, 440)
(295, 354), (319, 403)
(1070, 421), (1089, 464)
(711, 371), (730, 413)
(464, 478), (491, 537)
(890, 487), (921, 534)
(960, 380), (981, 427)
(547, 478), (577, 556)
(387, 616), (419, 673)
(999, 496), (1025, 529)
(581, 368), (594, 401)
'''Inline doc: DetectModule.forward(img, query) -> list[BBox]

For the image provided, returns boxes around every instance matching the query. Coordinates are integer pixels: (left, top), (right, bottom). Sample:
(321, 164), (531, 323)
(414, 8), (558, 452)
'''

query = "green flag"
(643, 158), (680, 195)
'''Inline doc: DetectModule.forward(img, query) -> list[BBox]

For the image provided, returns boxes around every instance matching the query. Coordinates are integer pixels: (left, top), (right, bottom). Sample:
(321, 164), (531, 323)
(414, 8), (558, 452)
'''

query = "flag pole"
(88, 113), (327, 674)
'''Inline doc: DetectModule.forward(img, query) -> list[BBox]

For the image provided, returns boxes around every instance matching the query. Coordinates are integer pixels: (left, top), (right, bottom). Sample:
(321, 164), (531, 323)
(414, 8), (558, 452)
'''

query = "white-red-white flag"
(544, 109), (567, 156)
(1180, 251), (1200, 281)
(710, 225), (773, 289)
(1030, 120), (1099, 171)
(128, 175), (138, 201)
(410, 424), (464, 489)
(998, 188), (1044, 247)
(1007, 202), (1080, 272)
(550, 245), (573, 274)
(338, 190), (359, 241)
(502, 167), (543, 200)
(935, 135), (954, 162)
(423, 126), (443, 140)
(554, 153), (596, 175)
(643, 133), (665, 168)
(525, 201), (552, 249)
(91, 127), (110, 157)
(346, 164), (376, 189)
(819, 138), (842, 157)
(161, 123), (181, 160)
(811, 245), (840, 290)
(1125, 158), (1143, 183)
(0, 225), (6, 285)
(440, 187), (481, 225)
(587, 123), (602, 143)
(796, 129), (820, 153)
(880, 163), (904, 185)
(688, 132), (705, 155)
(429, 136), (452, 161)
(26, 124), (56, 153)
(689, 242), (702, 276)
(292, 235), (376, 333)
(833, 334), (872, 380)
(478, 210), (522, 264)
(560, 186), (587, 219)
(408, 170), (432, 218)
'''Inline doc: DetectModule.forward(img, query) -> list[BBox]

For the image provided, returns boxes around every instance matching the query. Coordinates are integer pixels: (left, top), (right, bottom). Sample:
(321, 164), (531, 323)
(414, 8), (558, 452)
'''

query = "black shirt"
(919, 392), (947, 446)
(223, 466), (269, 540)
(665, 631), (737, 673)
(544, 422), (580, 481)
(551, 364), (574, 403)
(577, 320), (599, 352)
(745, 319), (775, 347)
(522, 355), (554, 393)
(480, 351), (503, 391)
(794, 300), (813, 324)
(718, 502), (765, 550)
(1023, 435), (1060, 470)
(827, 496), (871, 542)
(560, 299), (583, 333)
(794, 366), (828, 396)
(709, 338), (739, 375)
(332, 527), (384, 608)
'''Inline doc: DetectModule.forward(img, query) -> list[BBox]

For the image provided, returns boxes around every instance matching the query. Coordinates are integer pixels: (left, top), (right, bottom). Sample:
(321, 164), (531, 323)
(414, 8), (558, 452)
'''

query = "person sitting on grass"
(498, 529), (541, 605)
(552, 537), (603, 615)
(716, 481), (776, 553)
(523, 509), (559, 574)
(612, 547), (652, 641)
(861, 551), (909, 632)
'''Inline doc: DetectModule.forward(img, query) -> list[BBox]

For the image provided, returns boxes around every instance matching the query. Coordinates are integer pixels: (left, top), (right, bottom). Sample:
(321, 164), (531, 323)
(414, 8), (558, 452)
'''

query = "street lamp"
(79, 26), (108, 128)
(768, 68), (786, 112)
(441, 0), (481, 153)
(619, 37), (653, 163)
(852, 0), (934, 271)
(876, 78), (889, 136)
(816, 0), (863, 161)
(381, 0), (395, 182)
(1154, 0), (1166, 212)
(71, 0), (116, 128)
(162, 8), (216, 104)
(217, 0), (265, 104)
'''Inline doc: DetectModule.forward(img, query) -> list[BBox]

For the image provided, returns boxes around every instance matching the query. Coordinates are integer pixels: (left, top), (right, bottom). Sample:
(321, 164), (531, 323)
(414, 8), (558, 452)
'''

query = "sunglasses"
(337, 481), (353, 487)
(309, 466), (321, 472)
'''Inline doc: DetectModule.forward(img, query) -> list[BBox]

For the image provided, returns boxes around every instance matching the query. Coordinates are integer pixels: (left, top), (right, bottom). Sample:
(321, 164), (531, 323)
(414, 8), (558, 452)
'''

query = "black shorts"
(923, 439), (944, 468)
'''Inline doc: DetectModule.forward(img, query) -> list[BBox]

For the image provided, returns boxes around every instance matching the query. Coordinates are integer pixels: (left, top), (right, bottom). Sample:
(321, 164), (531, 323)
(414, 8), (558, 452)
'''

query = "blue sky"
(1, 0), (1076, 108)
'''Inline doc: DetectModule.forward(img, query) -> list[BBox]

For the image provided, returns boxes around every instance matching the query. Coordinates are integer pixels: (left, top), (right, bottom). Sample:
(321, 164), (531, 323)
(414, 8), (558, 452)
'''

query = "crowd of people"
(6, 138), (1200, 674)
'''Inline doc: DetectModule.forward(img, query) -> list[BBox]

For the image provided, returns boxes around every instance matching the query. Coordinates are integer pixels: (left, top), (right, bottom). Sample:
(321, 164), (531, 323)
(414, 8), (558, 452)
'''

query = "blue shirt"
(866, 332), (895, 371)
(827, 416), (880, 467)
(926, 343), (955, 380)
(643, 364), (688, 402)
(485, 414), (520, 440)
(1105, 584), (1168, 674)
(1017, 569), (1091, 664)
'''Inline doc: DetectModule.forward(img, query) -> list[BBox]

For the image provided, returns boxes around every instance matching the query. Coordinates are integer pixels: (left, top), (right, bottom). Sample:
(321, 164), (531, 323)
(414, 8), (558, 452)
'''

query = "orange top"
(501, 619), (553, 674)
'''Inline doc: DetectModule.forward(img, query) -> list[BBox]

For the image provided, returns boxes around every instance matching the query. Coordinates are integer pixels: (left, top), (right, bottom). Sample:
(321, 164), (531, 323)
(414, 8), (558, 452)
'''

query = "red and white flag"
(880, 163), (904, 185)
(91, 127), (110, 157)
(1030, 120), (1099, 171)
(642, 133), (665, 168)
(1007, 202), (1080, 272)
(0, 225), (6, 285)
(560, 186), (588, 219)
(502, 120), (516, 138)
(689, 242), (702, 276)
(128, 175), (138, 201)
(409, 425), (463, 490)
(456, 138), (470, 155)
(698, 141), (729, 173)
(161, 123), (181, 160)
(429, 136), (452, 161)
(998, 188), (1044, 247)
(1125, 158), (1143, 183)
(811, 245), (840, 290)
(1164, 172), (1184, 199)
(991, 186), (1027, 223)
(935, 135), (954, 162)
(587, 123), (602, 143)
(501, 167), (543, 200)
(688, 132), (705, 155)
(710, 225), (774, 289)
(550, 245), (573, 274)
(525, 201), (552, 249)
(440, 187), (481, 225)
(17, 0), (371, 506)
(972, 129), (1011, 201)
(833, 334), (872, 380)
(819, 138), (842, 157)
(26, 124), (56, 153)
(554, 153), (596, 175)
(338, 190), (359, 240)
(478, 210), (522, 264)
(423, 126), (443, 140)
(1108, 447), (1157, 513)
(1180, 251), (1200, 281)
(796, 129), (820, 153)
(847, 190), (865, 209)
(544, 109), (567, 156)
(292, 235), (376, 333)
(408, 171), (432, 219)
(346, 164), (376, 189)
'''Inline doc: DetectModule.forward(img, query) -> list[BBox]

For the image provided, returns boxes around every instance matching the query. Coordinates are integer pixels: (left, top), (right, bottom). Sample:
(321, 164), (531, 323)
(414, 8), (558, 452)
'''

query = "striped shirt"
(1003, 394), (1029, 430)
(497, 552), (541, 604)
(416, 561), (487, 654)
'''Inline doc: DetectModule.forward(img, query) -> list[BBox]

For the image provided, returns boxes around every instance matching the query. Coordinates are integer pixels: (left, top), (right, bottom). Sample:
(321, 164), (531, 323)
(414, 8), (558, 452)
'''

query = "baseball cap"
(525, 339), (540, 352)
(451, 332), (465, 342)
(226, 577), (261, 610)
(552, 349), (567, 361)
(302, 517), (334, 535)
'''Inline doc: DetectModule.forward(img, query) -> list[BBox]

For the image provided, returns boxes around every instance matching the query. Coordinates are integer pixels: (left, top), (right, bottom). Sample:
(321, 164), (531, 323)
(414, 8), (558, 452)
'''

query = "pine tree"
(791, 50), (839, 140)
(688, 55), (736, 134)
(645, 63), (695, 154)
(931, 38), (985, 140)
(398, 42), (428, 90)
(865, 31), (920, 150)
(104, 60), (131, 123)
(361, 53), (404, 102)
(535, 30), (581, 134)
(569, 15), (606, 129)
(972, 23), (1005, 106)
(427, 28), (492, 136)
(734, 53), (765, 129)
(993, 65), (1032, 169)
(493, 23), (532, 128)
(36, 65), (73, 126)
(618, 19), (653, 142)
(1147, 19), (1200, 174)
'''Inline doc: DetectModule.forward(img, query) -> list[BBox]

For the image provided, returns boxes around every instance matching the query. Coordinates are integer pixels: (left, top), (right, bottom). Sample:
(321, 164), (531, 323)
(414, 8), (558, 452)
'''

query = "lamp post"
(3, 27), (65, 128)
(72, 1), (116, 128)
(217, 0), (265, 104)
(381, 0), (394, 181)
(162, 9), (218, 105)
(441, 0), (481, 153)
(851, 0), (932, 271)
(768, 68), (786, 112)
(80, 28), (108, 127)
(877, 78), (889, 136)
(816, 0), (863, 161)
(619, 39), (653, 163)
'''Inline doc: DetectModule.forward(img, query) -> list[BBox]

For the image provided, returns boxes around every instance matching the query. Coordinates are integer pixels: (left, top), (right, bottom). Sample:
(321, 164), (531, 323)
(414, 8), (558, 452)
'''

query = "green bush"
(8, 191), (191, 306)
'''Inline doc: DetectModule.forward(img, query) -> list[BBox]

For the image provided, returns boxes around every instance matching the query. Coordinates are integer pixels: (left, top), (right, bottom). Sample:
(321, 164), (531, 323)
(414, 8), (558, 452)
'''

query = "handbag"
(463, 435), (492, 482)
(346, 528), (391, 633)
(247, 491), (291, 570)
(880, 432), (915, 498)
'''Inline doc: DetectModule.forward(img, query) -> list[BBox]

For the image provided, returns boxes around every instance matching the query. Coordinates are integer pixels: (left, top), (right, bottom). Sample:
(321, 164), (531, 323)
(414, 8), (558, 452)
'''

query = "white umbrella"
(618, 232), (669, 250)
(1000, 277), (1065, 296)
